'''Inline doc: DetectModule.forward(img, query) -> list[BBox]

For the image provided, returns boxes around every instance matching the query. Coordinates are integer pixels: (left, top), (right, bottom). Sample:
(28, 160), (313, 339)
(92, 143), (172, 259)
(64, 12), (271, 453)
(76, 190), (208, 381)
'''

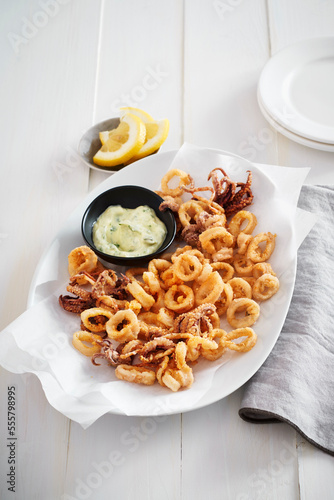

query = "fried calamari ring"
(211, 262), (234, 282)
(247, 232), (276, 263)
(194, 271), (224, 306)
(156, 307), (175, 329)
(115, 364), (156, 385)
(157, 343), (194, 391)
(211, 247), (234, 262)
(199, 226), (233, 254)
(252, 273), (280, 301)
(200, 328), (228, 361)
(127, 280), (155, 310)
(236, 232), (253, 255)
(226, 298), (260, 328)
(224, 327), (257, 352)
(165, 284), (195, 313)
(195, 262), (214, 285)
(252, 262), (276, 279)
(143, 271), (162, 294)
(148, 258), (171, 277)
(81, 307), (114, 333)
(173, 253), (203, 282)
(95, 296), (129, 313)
(233, 254), (254, 277)
(228, 277), (252, 299)
(137, 311), (165, 328)
(106, 309), (140, 343)
(68, 245), (98, 276)
(160, 266), (183, 289)
(215, 282), (233, 316)
(186, 336), (219, 362)
(228, 210), (257, 237)
(160, 168), (193, 197)
(178, 200), (204, 227)
(72, 331), (101, 357)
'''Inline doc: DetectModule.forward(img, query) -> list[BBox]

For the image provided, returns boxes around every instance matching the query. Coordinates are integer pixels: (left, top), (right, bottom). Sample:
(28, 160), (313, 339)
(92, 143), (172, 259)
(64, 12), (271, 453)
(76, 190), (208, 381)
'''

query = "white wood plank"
(89, 0), (184, 191)
(297, 435), (334, 500)
(183, 0), (277, 166)
(268, 0), (334, 54)
(0, 1), (102, 499)
(182, 389), (299, 500)
(267, 0), (334, 185)
(63, 413), (182, 500)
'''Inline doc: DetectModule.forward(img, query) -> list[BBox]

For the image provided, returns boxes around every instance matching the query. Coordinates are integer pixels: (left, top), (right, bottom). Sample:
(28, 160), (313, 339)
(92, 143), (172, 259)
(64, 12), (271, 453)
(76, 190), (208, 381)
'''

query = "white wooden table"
(1, 1), (334, 499)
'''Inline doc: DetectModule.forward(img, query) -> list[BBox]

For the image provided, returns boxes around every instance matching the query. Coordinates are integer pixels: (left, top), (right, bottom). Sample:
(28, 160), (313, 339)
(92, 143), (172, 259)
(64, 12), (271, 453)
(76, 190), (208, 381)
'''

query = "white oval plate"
(258, 37), (334, 145)
(28, 149), (296, 416)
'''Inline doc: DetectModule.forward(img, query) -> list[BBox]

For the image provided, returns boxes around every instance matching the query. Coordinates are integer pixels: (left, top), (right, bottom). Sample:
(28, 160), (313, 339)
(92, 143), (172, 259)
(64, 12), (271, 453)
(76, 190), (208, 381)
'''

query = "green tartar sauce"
(93, 205), (167, 257)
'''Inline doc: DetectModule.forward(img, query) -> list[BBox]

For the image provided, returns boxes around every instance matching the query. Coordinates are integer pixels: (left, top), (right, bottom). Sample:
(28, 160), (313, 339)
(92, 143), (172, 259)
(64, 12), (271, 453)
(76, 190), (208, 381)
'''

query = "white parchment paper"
(0, 144), (316, 427)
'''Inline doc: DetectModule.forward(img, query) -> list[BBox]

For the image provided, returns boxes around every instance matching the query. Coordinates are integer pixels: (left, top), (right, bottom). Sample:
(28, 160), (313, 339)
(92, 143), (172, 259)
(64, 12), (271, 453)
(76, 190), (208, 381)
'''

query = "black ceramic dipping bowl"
(81, 185), (177, 266)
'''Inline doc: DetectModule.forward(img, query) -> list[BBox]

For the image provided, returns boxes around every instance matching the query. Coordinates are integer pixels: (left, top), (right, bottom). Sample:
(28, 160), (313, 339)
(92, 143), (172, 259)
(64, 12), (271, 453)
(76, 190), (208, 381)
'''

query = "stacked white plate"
(258, 37), (334, 152)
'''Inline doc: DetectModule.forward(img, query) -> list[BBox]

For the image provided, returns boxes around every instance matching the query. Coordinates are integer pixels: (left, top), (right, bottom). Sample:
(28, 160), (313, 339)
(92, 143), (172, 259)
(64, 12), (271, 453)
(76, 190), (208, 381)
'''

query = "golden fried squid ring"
(143, 271), (162, 294)
(156, 307), (175, 329)
(224, 327), (257, 352)
(252, 273), (280, 301)
(228, 277), (252, 299)
(233, 254), (254, 277)
(211, 247), (234, 262)
(252, 262), (276, 279)
(115, 364), (156, 385)
(160, 168), (193, 197)
(106, 309), (140, 343)
(157, 343), (194, 392)
(199, 226), (234, 255)
(160, 266), (183, 289)
(178, 200), (204, 227)
(127, 280), (155, 310)
(171, 246), (207, 265)
(211, 262), (234, 282)
(195, 262), (214, 285)
(195, 271), (224, 306)
(226, 298), (260, 328)
(68, 245), (98, 276)
(247, 232), (276, 263)
(215, 282), (233, 316)
(200, 328), (228, 361)
(186, 336), (219, 362)
(95, 296), (128, 314)
(72, 331), (101, 357)
(236, 232), (253, 255)
(228, 210), (258, 237)
(148, 258), (171, 277)
(165, 284), (195, 313)
(81, 307), (114, 333)
(173, 253), (203, 282)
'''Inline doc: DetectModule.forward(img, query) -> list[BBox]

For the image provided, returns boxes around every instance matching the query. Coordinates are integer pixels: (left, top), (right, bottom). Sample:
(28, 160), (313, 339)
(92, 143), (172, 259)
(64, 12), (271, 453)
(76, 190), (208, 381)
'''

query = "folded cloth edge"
(238, 407), (334, 457)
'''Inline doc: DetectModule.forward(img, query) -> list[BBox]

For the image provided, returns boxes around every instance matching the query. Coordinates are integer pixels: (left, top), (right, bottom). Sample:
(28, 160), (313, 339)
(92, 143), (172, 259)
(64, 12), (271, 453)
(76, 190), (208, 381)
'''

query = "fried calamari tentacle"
(59, 295), (95, 314)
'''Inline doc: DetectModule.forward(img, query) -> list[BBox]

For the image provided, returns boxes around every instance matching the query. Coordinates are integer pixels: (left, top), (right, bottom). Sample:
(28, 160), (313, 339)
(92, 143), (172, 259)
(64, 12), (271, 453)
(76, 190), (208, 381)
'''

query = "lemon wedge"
(120, 106), (155, 123)
(99, 107), (155, 145)
(93, 113), (146, 167)
(125, 118), (169, 164)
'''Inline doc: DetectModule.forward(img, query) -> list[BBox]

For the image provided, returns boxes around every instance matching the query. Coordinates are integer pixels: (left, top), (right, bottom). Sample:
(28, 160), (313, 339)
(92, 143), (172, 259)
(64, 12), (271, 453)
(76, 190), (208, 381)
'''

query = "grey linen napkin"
(239, 185), (334, 456)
